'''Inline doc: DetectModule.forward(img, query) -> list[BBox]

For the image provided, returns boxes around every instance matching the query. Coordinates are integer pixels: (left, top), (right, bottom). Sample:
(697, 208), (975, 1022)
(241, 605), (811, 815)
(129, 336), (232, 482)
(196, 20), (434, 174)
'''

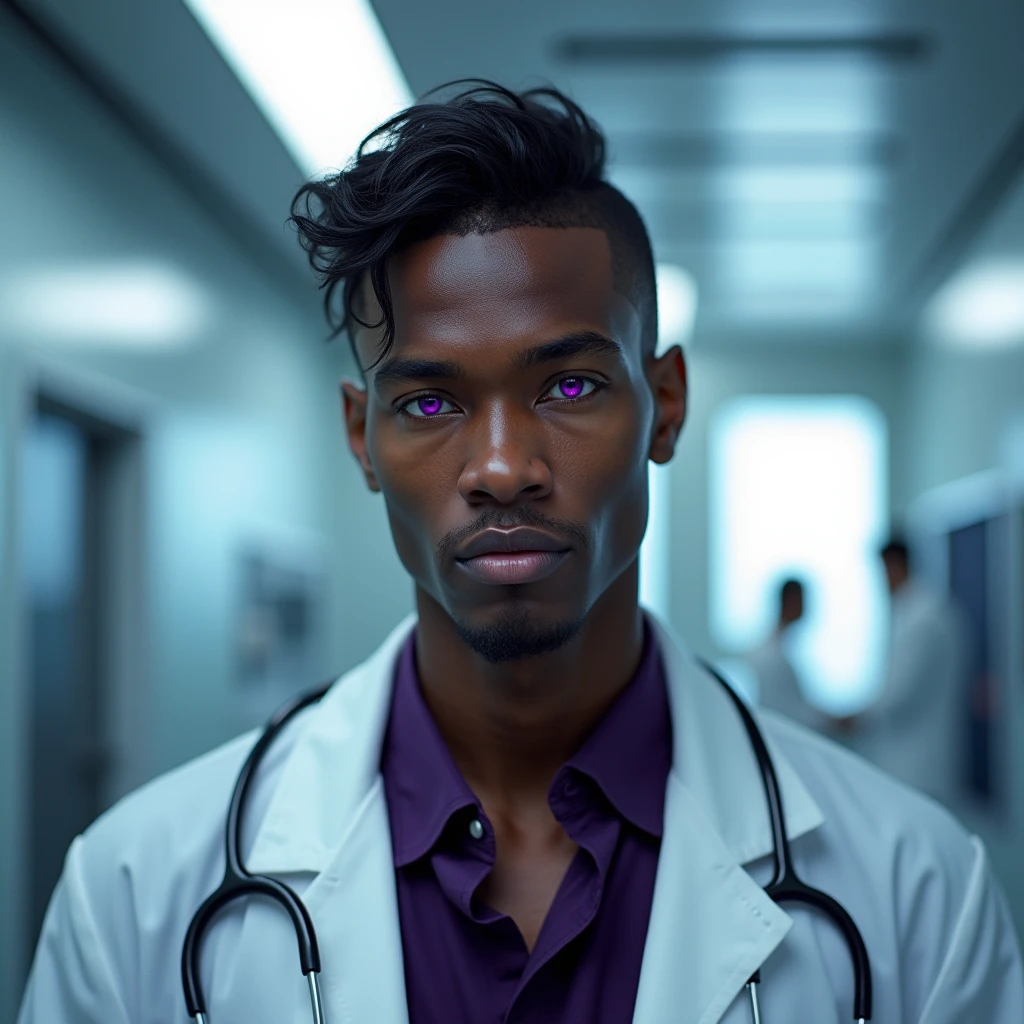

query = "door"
(20, 396), (138, 956)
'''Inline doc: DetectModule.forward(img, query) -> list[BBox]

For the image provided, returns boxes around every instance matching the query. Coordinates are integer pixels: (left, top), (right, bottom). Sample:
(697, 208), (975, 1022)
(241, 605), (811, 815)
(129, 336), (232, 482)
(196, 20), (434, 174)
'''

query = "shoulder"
(759, 713), (1024, 1016)
(20, 729), (265, 1021)
(77, 705), (317, 905)
(64, 729), (265, 965)
(763, 711), (974, 880)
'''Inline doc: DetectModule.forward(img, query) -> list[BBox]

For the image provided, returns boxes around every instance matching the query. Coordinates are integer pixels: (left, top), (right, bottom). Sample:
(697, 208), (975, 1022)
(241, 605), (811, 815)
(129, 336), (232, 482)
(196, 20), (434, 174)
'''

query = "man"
(19, 84), (1022, 1023)
(746, 578), (821, 730)
(856, 539), (968, 807)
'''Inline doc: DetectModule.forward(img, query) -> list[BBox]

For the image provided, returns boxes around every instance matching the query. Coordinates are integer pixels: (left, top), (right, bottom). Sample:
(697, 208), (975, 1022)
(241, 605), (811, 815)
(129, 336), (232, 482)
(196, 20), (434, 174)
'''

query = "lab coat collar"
(247, 614), (416, 875)
(246, 611), (826, 1024)
(649, 614), (825, 865)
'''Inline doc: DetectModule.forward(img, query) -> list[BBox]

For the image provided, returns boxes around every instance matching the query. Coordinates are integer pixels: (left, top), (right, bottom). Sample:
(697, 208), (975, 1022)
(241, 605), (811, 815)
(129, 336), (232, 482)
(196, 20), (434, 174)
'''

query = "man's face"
(344, 226), (686, 660)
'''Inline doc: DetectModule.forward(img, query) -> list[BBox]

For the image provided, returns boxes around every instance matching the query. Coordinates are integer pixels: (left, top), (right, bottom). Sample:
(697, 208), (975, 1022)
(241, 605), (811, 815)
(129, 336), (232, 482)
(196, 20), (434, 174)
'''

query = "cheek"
(366, 416), (457, 577)
(554, 392), (653, 539)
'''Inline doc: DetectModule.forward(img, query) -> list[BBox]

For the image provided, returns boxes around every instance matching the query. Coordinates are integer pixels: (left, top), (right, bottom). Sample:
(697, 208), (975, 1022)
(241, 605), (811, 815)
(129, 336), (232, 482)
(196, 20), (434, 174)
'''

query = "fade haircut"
(289, 81), (658, 368)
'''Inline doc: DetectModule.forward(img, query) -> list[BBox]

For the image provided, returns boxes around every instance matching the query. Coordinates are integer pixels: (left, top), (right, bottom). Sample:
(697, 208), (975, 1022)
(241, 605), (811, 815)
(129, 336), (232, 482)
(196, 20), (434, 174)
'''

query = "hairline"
(349, 215), (654, 371)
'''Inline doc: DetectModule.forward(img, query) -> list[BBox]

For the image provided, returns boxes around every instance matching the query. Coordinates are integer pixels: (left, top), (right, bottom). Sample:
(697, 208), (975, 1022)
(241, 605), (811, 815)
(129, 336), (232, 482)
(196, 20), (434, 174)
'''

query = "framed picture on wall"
(234, 535), (329, 729)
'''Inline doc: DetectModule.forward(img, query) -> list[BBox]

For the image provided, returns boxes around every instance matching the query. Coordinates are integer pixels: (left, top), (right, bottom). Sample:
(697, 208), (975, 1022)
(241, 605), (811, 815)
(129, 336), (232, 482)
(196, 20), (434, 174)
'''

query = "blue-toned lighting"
(183, 0), (413, 175)
(924, 260), (1024, 349)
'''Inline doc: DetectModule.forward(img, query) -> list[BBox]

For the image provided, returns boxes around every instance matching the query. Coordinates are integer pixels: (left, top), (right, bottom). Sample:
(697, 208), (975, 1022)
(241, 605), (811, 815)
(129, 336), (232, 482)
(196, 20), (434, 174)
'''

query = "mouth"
(454, 528), (572, 586)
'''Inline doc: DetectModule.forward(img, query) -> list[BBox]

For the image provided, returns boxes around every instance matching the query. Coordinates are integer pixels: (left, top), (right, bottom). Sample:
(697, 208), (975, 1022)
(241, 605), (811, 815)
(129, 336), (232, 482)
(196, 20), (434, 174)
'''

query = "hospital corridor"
(2, 0), (1024, 1021)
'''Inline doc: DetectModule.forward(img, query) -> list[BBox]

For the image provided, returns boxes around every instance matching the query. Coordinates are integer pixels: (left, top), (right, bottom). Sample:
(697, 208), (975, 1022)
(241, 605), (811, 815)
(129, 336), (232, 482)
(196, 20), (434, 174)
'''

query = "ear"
(341, 379), (381, 492)
(647, 345), (688, 465)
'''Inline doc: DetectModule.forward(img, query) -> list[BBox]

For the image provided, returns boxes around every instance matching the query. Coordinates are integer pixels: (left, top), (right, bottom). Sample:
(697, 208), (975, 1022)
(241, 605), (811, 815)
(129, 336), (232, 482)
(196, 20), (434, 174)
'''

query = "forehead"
(356, 226), (641, 366)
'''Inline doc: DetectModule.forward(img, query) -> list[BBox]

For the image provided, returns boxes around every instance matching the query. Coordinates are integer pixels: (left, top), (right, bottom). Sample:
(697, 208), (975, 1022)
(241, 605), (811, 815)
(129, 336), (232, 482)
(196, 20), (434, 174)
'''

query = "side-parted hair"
(289, 81), (657, 368)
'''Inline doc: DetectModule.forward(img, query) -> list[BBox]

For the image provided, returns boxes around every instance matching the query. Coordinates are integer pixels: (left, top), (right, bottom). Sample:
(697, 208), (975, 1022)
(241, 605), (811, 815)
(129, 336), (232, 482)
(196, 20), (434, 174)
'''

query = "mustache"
(437, 506), (589, 563)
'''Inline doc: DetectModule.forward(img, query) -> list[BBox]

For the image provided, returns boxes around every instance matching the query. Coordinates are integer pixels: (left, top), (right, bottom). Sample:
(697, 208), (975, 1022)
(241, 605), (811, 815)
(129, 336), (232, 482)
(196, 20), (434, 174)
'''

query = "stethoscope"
(180, 665), (873, 1023)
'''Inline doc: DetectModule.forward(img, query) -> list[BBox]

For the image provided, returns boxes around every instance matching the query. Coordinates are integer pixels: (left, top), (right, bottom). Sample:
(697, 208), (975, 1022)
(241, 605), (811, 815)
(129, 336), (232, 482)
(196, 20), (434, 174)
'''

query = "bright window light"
(924, 260), (1024, 349)
(655, 263), (698, 352)
(183, 0), (413, 175)
(640, 461), (672, 621)
(710, 396), (888, 713)
(1, 262), (209, 347)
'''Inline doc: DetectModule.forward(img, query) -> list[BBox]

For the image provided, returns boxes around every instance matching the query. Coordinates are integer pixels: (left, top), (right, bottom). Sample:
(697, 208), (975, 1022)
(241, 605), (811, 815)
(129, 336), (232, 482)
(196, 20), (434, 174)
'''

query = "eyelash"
(396, 375), (606, 420)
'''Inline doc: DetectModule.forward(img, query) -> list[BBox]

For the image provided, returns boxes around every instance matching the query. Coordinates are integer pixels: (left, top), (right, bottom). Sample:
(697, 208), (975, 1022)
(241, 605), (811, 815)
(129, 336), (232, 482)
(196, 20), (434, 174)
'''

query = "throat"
(476, 806), (580, 953)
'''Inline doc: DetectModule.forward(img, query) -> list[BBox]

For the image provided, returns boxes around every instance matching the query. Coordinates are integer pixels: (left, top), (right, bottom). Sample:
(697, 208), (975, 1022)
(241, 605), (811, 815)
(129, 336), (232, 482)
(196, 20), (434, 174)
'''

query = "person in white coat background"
(855, 539), (969, 808)
(18, 83), (1023, 1024)
(746, 578), (822, 732)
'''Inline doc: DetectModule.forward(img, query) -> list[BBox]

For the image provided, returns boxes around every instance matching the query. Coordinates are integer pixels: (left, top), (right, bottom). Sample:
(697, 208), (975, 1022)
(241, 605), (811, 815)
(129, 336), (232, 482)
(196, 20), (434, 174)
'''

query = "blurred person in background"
(746, 577), (821, 731)
(854, 538), (968, 807)
(18, 85), (1021, 1024)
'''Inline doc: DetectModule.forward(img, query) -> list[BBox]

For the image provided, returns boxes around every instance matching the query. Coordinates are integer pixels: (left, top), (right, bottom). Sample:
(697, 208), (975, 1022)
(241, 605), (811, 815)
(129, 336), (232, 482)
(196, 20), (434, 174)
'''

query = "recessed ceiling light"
(655, 263), (699, 351)
(924, 261), (1024, 349)
(1, 262), (210, 347)
(183, 0), (413, 175)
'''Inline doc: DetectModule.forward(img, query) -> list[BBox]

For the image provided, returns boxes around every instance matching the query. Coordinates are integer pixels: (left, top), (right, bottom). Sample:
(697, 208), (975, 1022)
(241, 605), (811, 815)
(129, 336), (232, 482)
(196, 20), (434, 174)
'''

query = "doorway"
(20, 393), (144, 959)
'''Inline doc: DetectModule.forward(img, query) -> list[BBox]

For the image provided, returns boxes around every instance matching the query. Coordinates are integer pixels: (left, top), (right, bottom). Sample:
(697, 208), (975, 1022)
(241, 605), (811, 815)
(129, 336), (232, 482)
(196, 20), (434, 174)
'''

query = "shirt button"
(562, 779), (579, 798)
(468, 818), (485, 840)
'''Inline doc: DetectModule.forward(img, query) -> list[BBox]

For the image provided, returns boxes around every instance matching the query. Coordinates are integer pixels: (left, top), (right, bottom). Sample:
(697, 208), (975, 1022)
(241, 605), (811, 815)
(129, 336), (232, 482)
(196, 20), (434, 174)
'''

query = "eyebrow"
(511, 331), (625, 371)
(371, 330), (624, 393)
(372, 357), (466, 392)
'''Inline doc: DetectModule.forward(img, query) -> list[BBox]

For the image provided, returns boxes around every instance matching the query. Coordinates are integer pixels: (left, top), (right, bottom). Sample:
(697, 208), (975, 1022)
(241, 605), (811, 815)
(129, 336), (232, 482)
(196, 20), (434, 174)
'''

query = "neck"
(413, 566), (645, 807)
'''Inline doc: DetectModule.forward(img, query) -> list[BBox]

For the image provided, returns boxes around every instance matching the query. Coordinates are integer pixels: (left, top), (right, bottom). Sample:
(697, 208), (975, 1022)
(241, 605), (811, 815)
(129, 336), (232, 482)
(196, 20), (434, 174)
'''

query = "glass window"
(709, 396), (888, 712)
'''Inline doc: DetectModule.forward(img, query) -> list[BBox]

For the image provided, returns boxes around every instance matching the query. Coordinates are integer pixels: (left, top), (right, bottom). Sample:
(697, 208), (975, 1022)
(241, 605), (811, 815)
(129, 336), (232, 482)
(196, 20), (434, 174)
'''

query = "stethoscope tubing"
(181, 665), (874, 1022)
(181, 683), (331, 1022)
(707, 664), (873, 1021)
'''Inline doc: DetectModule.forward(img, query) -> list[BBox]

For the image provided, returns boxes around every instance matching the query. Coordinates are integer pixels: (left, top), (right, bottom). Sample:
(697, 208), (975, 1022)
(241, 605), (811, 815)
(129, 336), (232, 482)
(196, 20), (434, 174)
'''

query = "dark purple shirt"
(380, 626), (672, 1024)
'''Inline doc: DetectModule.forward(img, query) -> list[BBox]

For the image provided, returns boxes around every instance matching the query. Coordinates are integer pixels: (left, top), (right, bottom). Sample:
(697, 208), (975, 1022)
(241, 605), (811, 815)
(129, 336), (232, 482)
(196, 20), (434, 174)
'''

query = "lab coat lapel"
(299, 779), (410, 1024)
(245, 616), (416, 1024)
(632, 617), (826, 1024)
(632, 776), (792, 1024)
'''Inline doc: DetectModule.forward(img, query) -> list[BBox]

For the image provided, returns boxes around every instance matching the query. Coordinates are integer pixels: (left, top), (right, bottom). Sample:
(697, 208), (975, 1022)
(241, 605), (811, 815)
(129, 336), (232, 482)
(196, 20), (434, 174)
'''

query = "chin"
(451, 602), (584, 664)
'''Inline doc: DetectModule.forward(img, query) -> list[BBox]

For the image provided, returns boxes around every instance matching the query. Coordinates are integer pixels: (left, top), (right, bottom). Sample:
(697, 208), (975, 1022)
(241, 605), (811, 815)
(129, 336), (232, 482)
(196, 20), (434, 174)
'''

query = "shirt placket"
(503, 770), (623, 1021)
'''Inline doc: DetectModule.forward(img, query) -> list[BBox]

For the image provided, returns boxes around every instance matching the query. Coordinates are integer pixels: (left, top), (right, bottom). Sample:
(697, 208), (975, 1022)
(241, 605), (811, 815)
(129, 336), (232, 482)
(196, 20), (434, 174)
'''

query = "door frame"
(0, 350), (153, 1003)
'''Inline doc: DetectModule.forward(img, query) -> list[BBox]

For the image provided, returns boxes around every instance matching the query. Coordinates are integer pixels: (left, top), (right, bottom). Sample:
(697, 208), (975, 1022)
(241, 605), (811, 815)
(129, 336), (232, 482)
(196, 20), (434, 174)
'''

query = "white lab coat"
(19, 614), (1023, 1024)
(746, 630), (822, 732)
(859, 581), (968, 806)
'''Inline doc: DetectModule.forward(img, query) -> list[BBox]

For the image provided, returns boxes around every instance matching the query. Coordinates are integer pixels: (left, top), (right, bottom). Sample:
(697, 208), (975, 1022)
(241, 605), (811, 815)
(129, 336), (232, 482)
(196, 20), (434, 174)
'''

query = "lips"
(454, 528), (572, 586)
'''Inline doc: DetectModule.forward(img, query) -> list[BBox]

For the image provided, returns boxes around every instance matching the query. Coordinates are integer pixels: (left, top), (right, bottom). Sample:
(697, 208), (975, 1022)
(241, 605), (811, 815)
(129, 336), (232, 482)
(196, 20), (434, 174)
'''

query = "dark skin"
(343, 226), (687, 950)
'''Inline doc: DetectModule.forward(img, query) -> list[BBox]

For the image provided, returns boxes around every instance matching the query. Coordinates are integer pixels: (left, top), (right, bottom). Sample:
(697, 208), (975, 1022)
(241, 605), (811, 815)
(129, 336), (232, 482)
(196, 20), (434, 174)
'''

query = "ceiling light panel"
(923, 261), (1024, 349)
(655, 263), (699, 351)
(183, 0), (413, 175)
(0, 262), (210, 348)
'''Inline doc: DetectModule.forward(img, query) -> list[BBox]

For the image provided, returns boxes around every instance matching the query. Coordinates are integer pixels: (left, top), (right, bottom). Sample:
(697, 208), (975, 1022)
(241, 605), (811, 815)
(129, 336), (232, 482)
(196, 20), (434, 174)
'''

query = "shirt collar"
(564, 619), (671, 838)
(380, 620), (672, 866)
(246, 610), (825, 877)
(380, 632), (478, 867)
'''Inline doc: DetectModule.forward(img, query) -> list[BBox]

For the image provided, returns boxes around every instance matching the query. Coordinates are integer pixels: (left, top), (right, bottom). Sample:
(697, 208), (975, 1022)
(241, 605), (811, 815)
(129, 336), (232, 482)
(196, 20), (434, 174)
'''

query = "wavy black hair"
(289, 81), (657, 368)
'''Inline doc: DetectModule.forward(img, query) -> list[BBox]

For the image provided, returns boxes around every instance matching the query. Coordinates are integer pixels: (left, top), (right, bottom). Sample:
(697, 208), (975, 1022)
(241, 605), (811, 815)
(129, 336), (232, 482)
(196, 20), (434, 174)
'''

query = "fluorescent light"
(184, 0), (413, 175)
(718, 239), (875, 300)
(655, 263), (698, 351)
(1, 262), (209, 347)
(714, 167), (881, 206)
(924, 261), (1024, 349)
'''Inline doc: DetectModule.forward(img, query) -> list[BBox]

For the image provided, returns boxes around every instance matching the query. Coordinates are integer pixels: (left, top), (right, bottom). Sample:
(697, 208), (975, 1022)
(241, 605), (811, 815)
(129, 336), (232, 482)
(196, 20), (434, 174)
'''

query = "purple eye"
(417, 396), (443, 416)
(559, 378), (585, 398)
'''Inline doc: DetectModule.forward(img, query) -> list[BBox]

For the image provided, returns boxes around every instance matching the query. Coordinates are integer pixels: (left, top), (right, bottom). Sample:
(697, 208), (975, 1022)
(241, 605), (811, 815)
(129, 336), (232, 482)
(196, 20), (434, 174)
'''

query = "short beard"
(454, 605), (583, 664)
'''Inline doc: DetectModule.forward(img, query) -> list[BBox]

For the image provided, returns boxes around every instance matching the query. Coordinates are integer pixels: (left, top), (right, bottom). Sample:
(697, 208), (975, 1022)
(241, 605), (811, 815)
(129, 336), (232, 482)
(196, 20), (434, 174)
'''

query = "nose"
(457, 403), (553, 506)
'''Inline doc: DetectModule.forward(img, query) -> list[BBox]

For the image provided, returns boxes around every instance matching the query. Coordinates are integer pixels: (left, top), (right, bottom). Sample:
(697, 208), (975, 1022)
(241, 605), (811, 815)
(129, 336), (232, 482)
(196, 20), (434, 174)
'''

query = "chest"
(395, 824), (661, 1024)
